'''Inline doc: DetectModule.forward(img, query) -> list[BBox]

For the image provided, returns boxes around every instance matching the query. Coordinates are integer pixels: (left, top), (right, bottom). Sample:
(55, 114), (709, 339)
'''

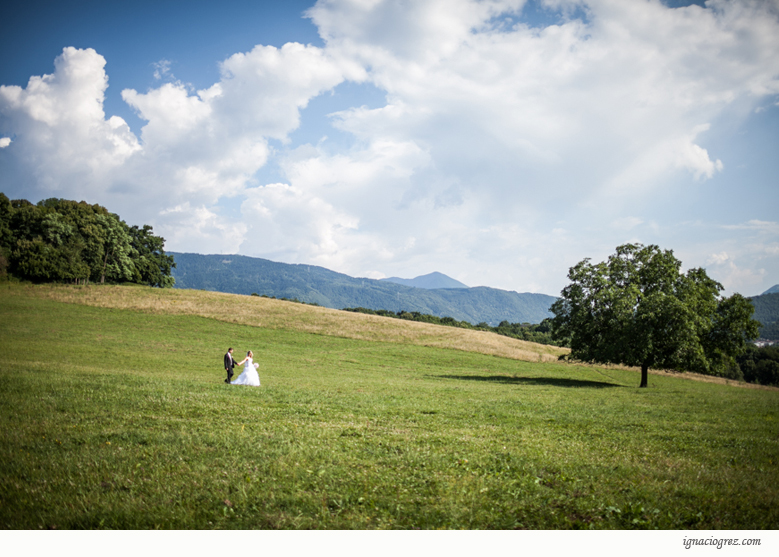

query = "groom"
(224, 347), (236, 384)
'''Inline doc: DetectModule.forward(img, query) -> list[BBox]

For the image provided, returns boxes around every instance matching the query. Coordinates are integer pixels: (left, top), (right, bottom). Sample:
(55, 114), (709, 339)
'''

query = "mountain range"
(168, 252), (557, 325)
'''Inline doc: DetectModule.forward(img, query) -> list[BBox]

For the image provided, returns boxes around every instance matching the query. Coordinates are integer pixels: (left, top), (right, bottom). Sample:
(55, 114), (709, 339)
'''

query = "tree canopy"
(550, 243), (759, 387)
(0, 193), (175, 287)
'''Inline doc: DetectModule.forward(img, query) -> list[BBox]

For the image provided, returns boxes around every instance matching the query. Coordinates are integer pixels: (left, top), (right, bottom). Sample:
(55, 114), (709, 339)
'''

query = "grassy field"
(1, 283), (778, 529)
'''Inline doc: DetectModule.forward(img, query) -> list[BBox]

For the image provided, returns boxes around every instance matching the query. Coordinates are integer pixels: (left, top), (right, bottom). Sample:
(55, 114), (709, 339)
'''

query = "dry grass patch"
(22, 284), (568, 363)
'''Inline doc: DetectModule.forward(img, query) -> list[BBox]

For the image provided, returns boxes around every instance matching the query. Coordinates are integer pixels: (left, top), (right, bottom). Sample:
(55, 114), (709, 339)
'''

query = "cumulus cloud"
(236, 136), (436, 271)
(0, 41), (357, 250)
(159, 202), (248, 255)
(310, 0), (779, 204)
(0, 47), (140, 194)
(706, 250), (768, 294)
(239, 182), (363, 267)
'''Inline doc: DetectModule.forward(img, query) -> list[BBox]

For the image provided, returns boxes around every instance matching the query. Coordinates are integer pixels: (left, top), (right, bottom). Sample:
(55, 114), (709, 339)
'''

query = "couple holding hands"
(224, 348), (260, 387)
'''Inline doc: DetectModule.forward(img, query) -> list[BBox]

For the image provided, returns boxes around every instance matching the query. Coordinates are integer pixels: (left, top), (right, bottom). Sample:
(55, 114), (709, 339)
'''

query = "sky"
(1, 0), (778, 297)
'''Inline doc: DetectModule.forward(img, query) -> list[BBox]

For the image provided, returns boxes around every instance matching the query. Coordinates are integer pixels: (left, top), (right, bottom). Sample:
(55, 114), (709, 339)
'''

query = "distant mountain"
(381, 272), (469, 290)
(762, 284), (779, 295)
(750, 292), (779, 340)
(169, 252), (557, 325)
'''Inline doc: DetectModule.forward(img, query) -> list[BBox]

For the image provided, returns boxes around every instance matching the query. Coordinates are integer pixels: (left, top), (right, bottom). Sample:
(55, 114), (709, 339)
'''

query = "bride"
(231, 350), (260, 387)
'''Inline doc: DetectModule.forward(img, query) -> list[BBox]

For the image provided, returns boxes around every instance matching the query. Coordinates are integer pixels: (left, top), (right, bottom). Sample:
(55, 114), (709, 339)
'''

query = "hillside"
(27, 283), (567, 363)
(751, 292), (779, 340)
(169, 252), (557, 325)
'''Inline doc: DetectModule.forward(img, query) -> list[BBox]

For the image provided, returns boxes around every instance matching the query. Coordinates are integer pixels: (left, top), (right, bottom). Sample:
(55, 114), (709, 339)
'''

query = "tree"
(550, 243), (760, 387)
(94, 214), (135, 284)
(0, 194), (13, 278)
(0, 193), (13, 255)
(128, 224), (176, 287)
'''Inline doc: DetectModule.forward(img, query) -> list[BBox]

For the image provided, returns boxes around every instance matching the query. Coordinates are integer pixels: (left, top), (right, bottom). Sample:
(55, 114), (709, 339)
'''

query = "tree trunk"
(639, 363), (649, 388)
(101, 247), (113, 284)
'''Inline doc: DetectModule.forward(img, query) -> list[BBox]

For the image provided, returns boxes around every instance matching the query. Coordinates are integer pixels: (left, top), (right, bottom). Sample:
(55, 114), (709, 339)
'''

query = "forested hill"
(751, 292), (779, 340)
(169, 252), (557, 325)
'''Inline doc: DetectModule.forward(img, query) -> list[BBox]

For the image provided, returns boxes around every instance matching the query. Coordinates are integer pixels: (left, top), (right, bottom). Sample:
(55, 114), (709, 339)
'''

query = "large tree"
(550, 243), (760, 387)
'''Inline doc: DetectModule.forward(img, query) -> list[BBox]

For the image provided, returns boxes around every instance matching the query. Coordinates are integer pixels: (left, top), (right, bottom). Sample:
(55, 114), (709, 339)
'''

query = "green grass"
(1, 284), (778, 529)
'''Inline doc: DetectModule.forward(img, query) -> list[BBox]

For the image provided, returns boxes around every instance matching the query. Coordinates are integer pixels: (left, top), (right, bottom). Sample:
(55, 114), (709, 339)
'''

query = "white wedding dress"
(231, 357), (260, 386)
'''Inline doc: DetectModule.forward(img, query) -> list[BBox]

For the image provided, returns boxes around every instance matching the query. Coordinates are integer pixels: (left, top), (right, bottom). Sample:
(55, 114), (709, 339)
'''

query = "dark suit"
(224, 352), (236, 383)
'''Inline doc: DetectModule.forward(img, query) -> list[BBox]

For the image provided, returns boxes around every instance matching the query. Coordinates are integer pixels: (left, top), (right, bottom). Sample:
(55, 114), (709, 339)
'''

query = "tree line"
(0, 193), (175, 287)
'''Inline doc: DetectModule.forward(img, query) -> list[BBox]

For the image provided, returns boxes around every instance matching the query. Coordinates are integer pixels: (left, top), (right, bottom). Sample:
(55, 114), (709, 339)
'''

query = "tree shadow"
(435, 374), (623, 389)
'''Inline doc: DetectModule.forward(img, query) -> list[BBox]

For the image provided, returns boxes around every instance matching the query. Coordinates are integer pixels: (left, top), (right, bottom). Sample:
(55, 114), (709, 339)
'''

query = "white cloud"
(158, 202), (247, 255)
(0, 137), (10, 148)
(152, 59), (173, 81)
(708, 251), (730, 266)
(239, 182), (371, 269)
(612, 217), (644, 231)
(317, 0), (779, 202)
(724, 220), (779, 234)
(0, 47), (140, 194)
(215, 42), (365, 141)
(691, 220), (779, 294)
(706, 251), (768, 294)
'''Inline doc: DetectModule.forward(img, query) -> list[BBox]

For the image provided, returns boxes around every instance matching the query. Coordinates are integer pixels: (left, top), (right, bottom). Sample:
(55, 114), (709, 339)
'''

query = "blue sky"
(1, 0), (778, 297)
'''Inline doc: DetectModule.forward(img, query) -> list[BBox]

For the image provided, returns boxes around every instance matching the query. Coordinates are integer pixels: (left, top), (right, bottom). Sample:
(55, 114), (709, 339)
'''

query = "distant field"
(1, 283), (778, 529)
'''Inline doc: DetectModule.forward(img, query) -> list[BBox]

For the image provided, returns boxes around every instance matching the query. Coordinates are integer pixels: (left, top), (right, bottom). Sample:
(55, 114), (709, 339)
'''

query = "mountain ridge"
(169, 252), (556, 325)
(380, 271), (469, 290)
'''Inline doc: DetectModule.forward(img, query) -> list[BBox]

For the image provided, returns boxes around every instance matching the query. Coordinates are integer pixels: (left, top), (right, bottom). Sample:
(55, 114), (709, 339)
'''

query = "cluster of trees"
(342, 307), (563, 346)
(489, 319), (559, 346)
(0, 193), (175, 287)
(251, 293), (321, 307)
(551, 244), (761, 387)
(343, 307), (476, 328)
(736, 345), (779, 387)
